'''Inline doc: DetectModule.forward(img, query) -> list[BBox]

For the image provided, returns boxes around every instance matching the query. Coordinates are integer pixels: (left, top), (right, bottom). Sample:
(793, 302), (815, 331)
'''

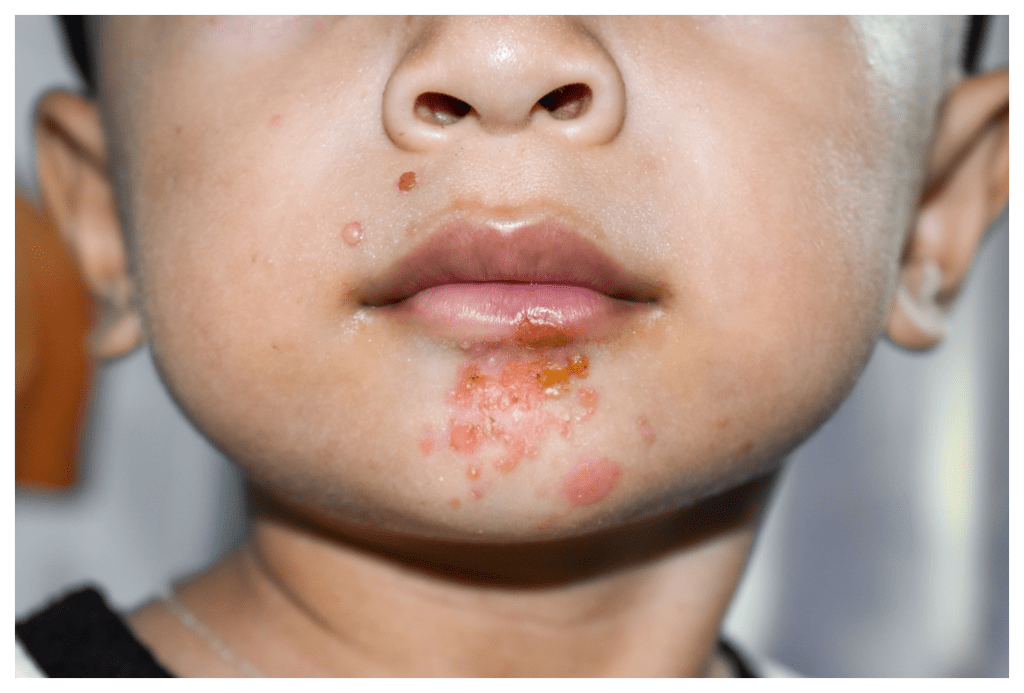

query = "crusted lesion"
(513, 316), (574, 349)
(442, 352), (599, 500)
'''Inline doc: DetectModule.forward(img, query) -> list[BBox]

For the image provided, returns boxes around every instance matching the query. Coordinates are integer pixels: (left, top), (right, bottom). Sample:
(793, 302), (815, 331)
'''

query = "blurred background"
(14, 15), (1008, 677)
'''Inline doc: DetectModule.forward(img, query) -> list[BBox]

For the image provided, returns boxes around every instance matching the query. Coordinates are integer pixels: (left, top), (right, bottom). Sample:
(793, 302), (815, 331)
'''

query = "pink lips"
(359, 219), (659, 345)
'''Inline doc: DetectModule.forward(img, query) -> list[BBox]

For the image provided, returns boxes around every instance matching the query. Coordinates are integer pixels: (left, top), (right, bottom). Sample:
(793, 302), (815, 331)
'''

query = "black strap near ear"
(963, 15), (989, 74)
(58, 15), (94, 93)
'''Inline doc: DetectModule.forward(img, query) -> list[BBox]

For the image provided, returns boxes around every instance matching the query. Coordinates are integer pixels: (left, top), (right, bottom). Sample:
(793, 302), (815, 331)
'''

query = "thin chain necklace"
(162, 593), (266, 678)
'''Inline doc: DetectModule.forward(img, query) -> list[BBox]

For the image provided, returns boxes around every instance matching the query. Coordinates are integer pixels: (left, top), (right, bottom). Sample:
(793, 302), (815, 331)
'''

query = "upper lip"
(359, 215), (662, 307)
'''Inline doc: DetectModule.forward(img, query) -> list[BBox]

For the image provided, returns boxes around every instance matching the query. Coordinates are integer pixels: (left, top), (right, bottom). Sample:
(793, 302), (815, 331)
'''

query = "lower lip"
(385, 283), (642, 346)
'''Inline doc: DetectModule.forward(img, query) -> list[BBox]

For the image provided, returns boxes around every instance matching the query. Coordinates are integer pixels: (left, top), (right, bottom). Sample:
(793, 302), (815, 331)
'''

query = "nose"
(382, 17), (626, 151)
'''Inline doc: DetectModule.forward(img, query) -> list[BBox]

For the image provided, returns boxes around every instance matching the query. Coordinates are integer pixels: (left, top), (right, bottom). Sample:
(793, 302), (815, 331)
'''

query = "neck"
(147, 473), (777, 677)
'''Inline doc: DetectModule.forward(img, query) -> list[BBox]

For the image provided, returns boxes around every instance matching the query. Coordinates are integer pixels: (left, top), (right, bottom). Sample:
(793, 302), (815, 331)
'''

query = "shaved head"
(848, 16), (969, 297)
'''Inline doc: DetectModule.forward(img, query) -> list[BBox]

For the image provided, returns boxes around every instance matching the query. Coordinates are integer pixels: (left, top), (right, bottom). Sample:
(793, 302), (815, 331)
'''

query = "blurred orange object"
(16, 190), (94, 489)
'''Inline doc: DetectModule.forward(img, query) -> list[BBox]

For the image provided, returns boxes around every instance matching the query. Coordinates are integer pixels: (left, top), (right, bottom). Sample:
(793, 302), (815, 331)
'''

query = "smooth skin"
(37, 17), (1008, 676)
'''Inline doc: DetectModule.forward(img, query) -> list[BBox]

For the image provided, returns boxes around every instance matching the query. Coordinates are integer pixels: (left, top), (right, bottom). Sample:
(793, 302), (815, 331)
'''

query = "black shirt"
(16, 588), (172, 677)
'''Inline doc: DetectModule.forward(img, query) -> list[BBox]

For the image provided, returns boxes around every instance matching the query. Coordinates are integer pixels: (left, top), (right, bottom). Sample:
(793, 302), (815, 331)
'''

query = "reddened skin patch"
(441, 351), (598, 501)
(562, 457), (621, 506)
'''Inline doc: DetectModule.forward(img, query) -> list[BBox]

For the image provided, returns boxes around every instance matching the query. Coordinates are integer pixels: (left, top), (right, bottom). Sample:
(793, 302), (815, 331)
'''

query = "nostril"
(414, 92), (473, 126)
(536, 83), (592, 120)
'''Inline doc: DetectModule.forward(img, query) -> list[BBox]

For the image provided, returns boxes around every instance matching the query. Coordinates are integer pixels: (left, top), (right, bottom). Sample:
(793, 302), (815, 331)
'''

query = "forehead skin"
(89, 17), (916, 539)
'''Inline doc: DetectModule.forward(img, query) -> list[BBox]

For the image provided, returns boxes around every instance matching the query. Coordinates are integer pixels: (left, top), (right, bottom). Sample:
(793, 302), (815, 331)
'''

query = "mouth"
(359, 216), (661, 347)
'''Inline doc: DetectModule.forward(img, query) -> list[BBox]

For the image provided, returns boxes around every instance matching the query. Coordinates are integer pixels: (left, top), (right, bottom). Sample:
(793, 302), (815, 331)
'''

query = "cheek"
(628, 78), (890, 474)
(619, 217), (884, 498)
(130, 69), (375, 401)
(131, 165), (372, 474)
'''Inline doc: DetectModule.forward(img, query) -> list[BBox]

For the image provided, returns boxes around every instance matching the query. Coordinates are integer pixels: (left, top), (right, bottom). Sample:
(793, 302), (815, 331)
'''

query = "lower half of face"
(120, 16), (902, 541)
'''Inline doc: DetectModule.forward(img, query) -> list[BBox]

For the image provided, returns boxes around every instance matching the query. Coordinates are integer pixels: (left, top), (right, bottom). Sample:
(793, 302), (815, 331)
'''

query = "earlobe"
(889, 256), (946, 350)
(886, 69), (1008, 351)
(35, 90), (143, 359)
(88, 276), (143, 360)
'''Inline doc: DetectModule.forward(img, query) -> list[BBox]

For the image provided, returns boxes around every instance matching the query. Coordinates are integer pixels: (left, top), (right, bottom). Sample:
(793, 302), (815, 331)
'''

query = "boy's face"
(101, 17), (904, 539)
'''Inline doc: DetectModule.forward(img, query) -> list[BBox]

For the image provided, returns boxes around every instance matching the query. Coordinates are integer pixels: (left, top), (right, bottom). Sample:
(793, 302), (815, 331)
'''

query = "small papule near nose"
(341, 222), (364, 246)
(398, 171), (417, 191)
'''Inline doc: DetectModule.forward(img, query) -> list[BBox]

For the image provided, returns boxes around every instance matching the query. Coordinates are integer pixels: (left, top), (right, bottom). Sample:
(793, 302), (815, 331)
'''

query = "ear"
(886, 69), (1009, 350)
(35, 90), (143, 359)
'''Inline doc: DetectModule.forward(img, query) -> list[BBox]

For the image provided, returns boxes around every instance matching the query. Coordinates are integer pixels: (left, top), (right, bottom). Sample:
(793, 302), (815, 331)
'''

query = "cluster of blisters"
(437, 352), (598, 500)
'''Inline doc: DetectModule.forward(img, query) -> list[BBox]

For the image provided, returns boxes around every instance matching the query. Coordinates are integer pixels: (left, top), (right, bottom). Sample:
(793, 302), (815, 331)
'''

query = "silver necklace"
(162, 593), (265, 678)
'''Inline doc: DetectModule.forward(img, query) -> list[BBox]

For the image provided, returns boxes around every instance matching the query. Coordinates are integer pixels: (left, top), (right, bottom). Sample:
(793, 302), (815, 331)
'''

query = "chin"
(249, 435), (783, 547)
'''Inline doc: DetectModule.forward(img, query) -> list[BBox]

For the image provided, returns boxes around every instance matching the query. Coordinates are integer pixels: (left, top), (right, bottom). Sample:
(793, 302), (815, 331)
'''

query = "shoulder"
(15, 587), (174, 678)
